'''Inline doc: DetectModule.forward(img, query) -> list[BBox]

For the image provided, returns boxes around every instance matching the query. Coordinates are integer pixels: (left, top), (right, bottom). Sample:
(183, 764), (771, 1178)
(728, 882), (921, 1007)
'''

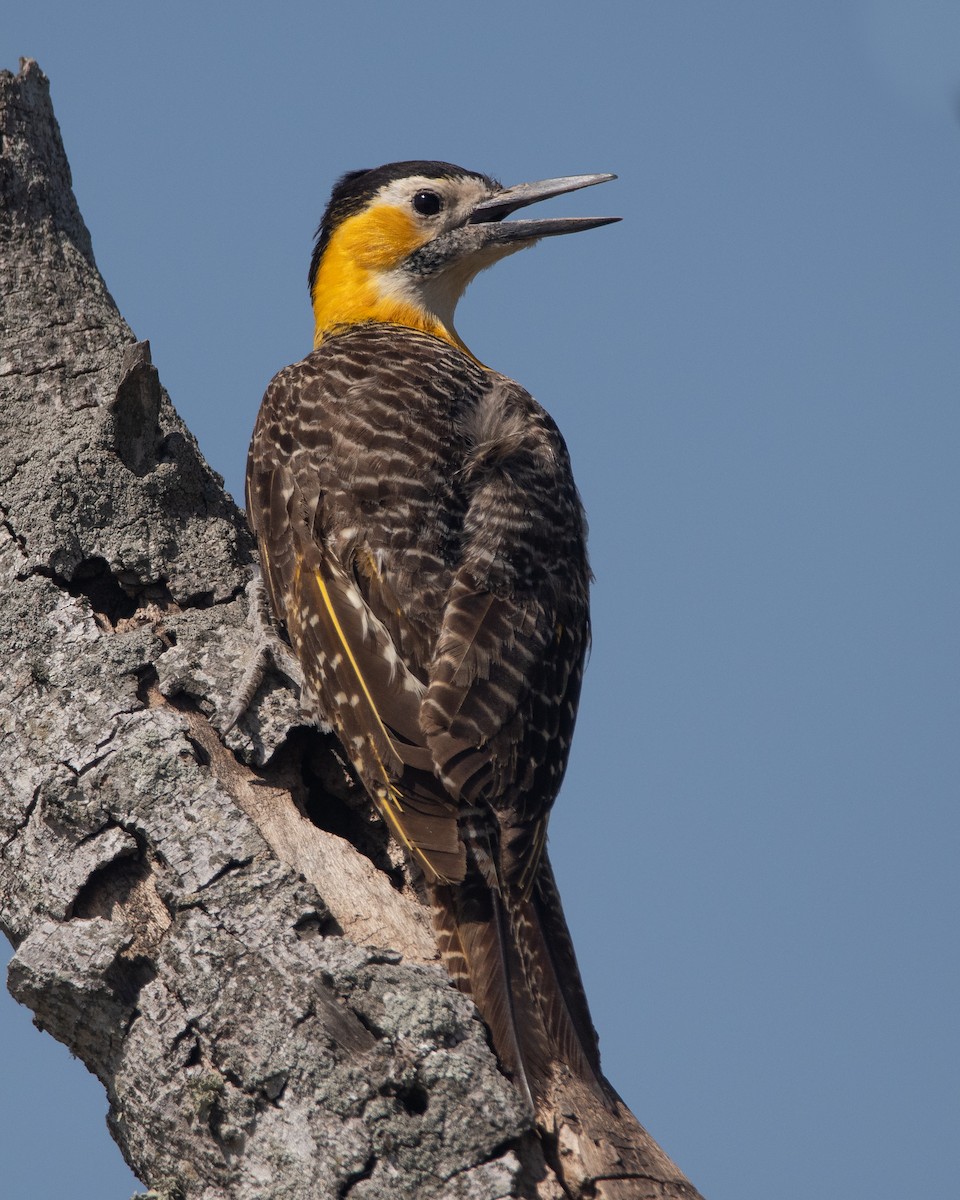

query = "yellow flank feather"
(311, 567), (399, 786)
(311, 567), (446, 881)
(311, 203), (472, 356)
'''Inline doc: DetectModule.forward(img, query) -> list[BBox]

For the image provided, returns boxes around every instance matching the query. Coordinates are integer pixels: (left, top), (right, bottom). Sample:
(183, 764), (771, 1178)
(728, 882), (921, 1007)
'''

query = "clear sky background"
(3, 3), (958, 1198)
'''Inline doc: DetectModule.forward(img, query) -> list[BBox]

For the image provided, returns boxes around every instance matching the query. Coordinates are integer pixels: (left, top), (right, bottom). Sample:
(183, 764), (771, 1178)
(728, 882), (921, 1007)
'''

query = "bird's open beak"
(467, 173), (619, 243)
(403, 172), (618, 280)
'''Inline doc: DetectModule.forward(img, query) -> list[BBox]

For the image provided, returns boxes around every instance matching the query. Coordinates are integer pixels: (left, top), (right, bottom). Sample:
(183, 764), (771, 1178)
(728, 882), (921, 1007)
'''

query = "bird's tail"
(429, 847), (606, 1108)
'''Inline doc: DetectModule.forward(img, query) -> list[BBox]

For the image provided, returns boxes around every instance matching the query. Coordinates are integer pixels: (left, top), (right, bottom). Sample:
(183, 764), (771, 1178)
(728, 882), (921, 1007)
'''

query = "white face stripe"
(372, 175), (493, 235)
(367, 175), (519, 331)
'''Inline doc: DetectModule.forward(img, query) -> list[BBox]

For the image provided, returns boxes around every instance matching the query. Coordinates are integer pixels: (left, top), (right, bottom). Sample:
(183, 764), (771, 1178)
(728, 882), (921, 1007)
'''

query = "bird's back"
(247, 322), (590, 852)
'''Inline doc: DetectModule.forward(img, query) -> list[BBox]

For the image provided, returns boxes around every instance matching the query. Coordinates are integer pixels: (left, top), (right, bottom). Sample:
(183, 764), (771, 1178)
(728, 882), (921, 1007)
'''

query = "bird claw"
(223, 568), (303, 732)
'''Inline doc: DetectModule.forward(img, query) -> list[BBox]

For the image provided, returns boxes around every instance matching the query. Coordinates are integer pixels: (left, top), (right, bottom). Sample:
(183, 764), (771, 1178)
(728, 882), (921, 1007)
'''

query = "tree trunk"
(0, 59), (703, 1200)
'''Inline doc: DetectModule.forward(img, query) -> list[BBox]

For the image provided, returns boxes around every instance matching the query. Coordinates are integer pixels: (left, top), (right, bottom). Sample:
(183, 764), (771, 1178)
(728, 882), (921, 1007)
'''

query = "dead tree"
(0, 59), (703, 1200)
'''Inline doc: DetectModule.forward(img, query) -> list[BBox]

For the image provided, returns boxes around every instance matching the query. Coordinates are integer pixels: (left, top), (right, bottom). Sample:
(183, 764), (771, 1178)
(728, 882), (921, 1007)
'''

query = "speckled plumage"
(247, 222), (603, 1103)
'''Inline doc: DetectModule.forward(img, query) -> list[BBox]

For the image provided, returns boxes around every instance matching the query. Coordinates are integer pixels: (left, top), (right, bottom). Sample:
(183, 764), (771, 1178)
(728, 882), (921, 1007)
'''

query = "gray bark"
(0, 59), (702, 1200)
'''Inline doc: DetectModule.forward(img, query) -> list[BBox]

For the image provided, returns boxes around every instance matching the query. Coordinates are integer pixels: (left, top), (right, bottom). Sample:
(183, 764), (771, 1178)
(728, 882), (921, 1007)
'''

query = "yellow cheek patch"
(310, 204), (479, 361)
(312, 206), (431, 343)
(337, 205), (426, 269)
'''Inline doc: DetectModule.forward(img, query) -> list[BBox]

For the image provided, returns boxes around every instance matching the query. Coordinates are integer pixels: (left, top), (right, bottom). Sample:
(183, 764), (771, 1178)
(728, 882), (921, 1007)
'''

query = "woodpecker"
(246, 161), (619, 1106)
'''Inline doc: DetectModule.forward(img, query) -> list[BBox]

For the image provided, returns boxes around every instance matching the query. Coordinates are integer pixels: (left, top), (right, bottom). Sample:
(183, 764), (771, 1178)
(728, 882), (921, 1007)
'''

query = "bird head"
(308, 160), (618, 354)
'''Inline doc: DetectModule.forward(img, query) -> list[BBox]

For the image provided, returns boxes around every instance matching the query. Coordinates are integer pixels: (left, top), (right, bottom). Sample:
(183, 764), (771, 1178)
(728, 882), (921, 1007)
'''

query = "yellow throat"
(310, 203), (474, 356)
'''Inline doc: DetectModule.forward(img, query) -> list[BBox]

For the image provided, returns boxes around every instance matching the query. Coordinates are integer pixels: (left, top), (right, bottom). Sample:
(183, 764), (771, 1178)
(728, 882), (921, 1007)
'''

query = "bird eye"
(412, 190), (443, 216)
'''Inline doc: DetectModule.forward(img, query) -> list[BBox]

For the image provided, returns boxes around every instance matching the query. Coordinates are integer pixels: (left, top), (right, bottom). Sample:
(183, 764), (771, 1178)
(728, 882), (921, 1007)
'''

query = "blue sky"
(3, 4), (959, 1197)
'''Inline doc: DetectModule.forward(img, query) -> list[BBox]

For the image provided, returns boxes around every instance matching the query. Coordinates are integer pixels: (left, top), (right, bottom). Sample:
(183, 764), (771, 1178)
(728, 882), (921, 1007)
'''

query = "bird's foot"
(223, 567), (303, 732)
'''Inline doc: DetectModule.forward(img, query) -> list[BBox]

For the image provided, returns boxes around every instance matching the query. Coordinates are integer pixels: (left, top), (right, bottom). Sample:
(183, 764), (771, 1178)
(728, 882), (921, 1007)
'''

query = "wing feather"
(253, 459), (464, 882)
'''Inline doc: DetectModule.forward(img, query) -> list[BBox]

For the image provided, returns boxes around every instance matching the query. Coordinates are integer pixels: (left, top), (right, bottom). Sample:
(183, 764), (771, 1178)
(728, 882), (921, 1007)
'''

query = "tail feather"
(430, 877), (540, 1108)
(523, 852), (602, 1082)
(430, 847), (606, 1107)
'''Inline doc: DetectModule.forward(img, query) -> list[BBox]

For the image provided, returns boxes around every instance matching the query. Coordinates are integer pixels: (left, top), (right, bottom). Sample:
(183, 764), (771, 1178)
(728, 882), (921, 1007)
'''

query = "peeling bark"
(0, 59), (703, 1200)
